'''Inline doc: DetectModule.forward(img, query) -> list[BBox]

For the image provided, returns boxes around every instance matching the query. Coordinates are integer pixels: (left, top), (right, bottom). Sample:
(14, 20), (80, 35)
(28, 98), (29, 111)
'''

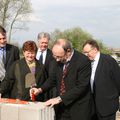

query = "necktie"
(0, 47), (5, 66)
(2, 48), (5, 65)
(60, 62), (69, 95)
(39, 52), (43, 64)
(0, 47), (6, 81)
(0, 60), (5, 81)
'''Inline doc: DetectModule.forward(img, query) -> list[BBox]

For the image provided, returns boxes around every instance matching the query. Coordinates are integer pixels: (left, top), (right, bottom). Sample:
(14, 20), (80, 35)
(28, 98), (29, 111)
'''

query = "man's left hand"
(44, 97), (62, 107)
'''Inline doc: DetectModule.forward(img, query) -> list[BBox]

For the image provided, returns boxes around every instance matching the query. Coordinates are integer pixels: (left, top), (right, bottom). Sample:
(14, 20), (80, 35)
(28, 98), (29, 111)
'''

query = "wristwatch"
(57, 96), (62, 102)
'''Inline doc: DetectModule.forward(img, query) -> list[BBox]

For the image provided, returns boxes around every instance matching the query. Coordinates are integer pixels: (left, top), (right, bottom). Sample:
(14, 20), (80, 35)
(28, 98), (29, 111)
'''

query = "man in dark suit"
(0, 25), (19, 84)
(30, 39), (91, 120)
(36, 32), (53, 77)
(82, 39), (120, 120)
(36, 32), (56, 99)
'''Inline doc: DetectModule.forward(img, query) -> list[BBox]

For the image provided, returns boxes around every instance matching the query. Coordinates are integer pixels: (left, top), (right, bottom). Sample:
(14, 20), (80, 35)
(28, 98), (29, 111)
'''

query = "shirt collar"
(94, 52), (100, 61)
(66, 50), (74, 62)
(0, 46), (6, 50)
(26, 59), (36, 66)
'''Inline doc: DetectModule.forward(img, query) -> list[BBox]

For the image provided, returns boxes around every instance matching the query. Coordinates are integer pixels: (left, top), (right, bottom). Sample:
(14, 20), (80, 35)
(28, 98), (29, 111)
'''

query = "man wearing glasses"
(30, 39), (91, 120)
(82, 39), (120, 120)
(0, 25), (20, 97)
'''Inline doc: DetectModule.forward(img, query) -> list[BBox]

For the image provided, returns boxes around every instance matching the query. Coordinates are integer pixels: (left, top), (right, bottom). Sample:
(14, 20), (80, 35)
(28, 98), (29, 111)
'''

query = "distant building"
(111, 48), (120, 66)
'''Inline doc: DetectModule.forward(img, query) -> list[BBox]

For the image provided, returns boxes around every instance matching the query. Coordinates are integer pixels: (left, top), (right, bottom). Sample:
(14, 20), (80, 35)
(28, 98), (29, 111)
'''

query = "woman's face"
(23, 51), (36, 62)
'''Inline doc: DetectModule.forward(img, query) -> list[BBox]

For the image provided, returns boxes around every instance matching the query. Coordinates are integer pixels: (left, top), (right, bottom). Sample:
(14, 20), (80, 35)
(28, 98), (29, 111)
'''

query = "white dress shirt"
(36, 49), (47, 64)
(63, 50), (74, 70)
(91, 52), (100, 92)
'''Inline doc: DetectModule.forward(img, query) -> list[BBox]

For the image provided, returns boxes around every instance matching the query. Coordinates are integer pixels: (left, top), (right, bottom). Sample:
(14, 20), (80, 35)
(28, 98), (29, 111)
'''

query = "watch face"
(57, 96), (62, 102)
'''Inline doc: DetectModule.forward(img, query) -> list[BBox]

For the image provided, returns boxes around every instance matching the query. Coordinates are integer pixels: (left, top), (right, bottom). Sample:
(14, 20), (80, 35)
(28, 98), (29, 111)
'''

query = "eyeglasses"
(83, 47), (94, 54)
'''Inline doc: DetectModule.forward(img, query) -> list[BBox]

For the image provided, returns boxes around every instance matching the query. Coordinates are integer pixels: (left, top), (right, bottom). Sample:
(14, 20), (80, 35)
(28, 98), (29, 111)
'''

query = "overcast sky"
(13, 0), (120, 48)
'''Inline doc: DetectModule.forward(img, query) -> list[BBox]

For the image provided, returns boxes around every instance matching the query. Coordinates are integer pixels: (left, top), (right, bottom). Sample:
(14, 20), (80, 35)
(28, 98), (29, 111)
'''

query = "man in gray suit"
(0, 25), (20, 97)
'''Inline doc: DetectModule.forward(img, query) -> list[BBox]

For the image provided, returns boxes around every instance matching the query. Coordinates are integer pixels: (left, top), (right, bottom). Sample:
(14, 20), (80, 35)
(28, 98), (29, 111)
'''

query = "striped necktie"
(0, 48), (6, 81)
(60, 62), (69, 95)
(0, 47), (5, 65)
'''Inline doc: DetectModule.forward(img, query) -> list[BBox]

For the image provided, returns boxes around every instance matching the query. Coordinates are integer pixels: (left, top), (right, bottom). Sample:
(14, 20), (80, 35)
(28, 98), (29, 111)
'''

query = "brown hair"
(83, 39), (100, 51)
(22, 40), (37, 53)
(0, 25), (6, 36)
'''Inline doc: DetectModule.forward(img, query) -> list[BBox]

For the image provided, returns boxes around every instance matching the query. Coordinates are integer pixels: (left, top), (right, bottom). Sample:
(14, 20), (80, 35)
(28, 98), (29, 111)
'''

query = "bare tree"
(0, 0), (32, 43)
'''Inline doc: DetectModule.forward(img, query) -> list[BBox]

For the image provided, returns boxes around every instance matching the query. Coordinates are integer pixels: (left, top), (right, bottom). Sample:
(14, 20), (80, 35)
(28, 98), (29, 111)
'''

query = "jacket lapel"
(66, 50), (76, 74)
(44, 49), (51, 65)
(35, 61), (44, 84)
(57, 63), (64, 83)
(20, 58), (31, 74)
(5, 44), (10, 67)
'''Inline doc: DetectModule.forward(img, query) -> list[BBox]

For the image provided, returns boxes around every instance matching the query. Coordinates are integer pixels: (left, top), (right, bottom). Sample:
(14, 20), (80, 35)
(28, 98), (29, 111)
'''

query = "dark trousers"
(55, 104), (71, 120)
(91, 112), (116, 120)
(91, 94), (116, 120)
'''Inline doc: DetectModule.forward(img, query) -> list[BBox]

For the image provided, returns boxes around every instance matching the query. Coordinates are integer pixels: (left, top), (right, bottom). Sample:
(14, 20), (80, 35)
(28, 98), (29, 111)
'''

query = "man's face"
(38, 38), (48, 51)
(83, 44), (97, 60)
(23, 51), (36, 62)
(0, 33), (7, 47)
(52, 45), (67, 64)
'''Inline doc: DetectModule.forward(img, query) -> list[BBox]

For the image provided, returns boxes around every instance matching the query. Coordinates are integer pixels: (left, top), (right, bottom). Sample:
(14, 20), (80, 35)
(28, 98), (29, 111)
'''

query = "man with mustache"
(30, 39), (91, 120)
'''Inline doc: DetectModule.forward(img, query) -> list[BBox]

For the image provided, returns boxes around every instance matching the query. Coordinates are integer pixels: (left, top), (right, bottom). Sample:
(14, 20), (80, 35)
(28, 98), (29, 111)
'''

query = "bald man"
(30, 39), (91, 120)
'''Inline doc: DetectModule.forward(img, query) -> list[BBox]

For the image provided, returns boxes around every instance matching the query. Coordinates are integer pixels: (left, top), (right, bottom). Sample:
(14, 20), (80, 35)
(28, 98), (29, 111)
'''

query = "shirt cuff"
(57, 96), (62, 102)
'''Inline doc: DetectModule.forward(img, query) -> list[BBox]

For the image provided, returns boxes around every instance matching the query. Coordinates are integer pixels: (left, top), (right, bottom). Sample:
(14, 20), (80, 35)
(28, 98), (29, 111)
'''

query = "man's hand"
(29, 88), (42, 98)
(44, 97), (62, 107)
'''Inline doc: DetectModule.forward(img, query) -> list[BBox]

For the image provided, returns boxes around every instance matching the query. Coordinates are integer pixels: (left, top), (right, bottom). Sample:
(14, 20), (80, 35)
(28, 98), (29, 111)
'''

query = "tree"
(97, 40), (111, 54)
(50, 27), (110, 54)
(0, 0), (32, 42)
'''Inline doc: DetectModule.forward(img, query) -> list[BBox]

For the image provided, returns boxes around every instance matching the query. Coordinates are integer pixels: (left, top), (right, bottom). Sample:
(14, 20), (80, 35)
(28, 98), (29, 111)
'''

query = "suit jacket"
(93, 53), (120, 116)
(5, 44), (20, 71)
(42, 49), (57, 99)
(41, 50), (92, 120)
(1, 58), (47, 101)
(43, 48), (53, 77)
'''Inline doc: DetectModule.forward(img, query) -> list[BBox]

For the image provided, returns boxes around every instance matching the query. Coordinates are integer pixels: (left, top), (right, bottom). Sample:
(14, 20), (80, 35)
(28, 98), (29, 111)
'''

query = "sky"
(12, 0), (120, 48)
